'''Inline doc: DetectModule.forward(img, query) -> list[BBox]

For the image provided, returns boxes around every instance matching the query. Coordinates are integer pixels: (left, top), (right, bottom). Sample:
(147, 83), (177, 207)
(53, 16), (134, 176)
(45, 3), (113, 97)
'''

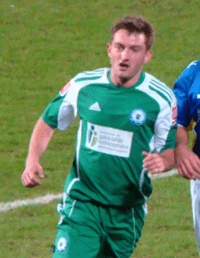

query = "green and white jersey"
(42, 68), (177, 207)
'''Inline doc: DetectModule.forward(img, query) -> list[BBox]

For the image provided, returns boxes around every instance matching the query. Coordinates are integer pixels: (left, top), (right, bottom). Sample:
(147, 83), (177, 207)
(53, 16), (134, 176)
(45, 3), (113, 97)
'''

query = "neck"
(110, 72), (141, 88)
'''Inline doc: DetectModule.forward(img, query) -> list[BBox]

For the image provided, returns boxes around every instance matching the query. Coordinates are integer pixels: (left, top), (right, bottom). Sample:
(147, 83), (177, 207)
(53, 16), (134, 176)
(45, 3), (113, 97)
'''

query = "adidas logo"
(89, 102), (101, 112)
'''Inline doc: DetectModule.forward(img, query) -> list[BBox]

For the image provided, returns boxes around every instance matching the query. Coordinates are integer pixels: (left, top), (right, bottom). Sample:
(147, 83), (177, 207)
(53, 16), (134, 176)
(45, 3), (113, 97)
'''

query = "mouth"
(119, 63), (129, 69)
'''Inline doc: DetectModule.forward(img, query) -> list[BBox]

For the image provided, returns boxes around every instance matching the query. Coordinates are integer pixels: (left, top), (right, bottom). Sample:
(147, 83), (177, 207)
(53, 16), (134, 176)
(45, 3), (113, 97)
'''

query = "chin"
(119, 76), (129, 84)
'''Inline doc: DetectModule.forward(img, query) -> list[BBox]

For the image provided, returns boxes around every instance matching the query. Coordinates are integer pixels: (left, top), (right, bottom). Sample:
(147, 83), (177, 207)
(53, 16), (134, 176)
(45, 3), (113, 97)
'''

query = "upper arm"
(41, 79), (79, 131)
(35, 117), (55, 137)
(154, 93), (177, 152)
(173, 64), (194, 127)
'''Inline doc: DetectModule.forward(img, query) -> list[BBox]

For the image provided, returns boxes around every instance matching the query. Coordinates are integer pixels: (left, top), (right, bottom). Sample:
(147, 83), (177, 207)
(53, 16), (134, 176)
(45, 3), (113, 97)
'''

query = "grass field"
(1, 0), (200, 257)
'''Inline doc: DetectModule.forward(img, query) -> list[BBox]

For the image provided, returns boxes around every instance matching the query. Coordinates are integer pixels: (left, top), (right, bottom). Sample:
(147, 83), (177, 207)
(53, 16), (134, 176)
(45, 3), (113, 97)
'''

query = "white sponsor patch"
(86, 122), (133, 158)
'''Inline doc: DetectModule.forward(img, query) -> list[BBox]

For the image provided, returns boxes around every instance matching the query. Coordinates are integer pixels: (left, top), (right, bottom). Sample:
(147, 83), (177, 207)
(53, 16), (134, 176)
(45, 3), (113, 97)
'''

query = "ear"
(107, 43), (111, 58)
(144, 50), (153, 64)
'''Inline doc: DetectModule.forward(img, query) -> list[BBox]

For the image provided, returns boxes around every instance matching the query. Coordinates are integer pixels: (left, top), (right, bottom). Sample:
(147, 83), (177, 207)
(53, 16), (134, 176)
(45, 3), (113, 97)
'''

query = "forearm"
(26, 117), (55, 167)
(142, 148), (175, 174)
(175, 126), (190, 167)
(159, 149), (175, 172)
(176, 126), (189, 147)
(175, 124), (200, 179)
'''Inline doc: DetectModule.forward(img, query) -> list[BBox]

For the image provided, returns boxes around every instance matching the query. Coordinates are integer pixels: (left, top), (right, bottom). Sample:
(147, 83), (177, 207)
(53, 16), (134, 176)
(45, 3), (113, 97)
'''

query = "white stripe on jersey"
(76, 119), (82, 178)
(150, 80), (173, 101)
(73, 68), (108, 80)
(66, 178), (80, 195)
(136, 73), (173, 152)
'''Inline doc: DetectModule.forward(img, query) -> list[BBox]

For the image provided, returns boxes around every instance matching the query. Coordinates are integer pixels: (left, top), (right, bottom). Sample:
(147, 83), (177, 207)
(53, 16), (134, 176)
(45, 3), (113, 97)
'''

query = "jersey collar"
(107, 70), (145, 89)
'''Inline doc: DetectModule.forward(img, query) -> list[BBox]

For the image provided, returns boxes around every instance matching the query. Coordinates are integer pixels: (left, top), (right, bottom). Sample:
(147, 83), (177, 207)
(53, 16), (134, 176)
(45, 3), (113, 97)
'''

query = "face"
(107, 29), (152, 87)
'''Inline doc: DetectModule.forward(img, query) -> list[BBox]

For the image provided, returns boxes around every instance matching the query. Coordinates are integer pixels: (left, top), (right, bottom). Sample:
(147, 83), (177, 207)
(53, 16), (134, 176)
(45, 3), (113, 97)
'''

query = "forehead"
(112, 29), (146, 47)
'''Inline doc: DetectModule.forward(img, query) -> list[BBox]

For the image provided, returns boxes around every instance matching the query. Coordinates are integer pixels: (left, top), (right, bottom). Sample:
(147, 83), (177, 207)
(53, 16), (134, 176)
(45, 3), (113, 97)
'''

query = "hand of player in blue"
(176, 144), (200, 180)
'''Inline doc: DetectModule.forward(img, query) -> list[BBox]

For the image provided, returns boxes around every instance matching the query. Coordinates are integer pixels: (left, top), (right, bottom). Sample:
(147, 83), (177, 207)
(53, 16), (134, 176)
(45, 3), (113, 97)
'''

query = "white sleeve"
(57, 78), (80, 131)
(153, 95), (177, 152)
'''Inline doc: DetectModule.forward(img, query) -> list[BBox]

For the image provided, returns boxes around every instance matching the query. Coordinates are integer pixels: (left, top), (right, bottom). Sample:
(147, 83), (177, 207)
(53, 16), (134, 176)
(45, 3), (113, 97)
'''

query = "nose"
(121, 48), (129, 60)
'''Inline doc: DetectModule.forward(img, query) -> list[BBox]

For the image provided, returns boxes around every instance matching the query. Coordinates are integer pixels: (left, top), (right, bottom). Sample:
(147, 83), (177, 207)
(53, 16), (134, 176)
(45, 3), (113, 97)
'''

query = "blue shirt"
(173, 60), (200, 156)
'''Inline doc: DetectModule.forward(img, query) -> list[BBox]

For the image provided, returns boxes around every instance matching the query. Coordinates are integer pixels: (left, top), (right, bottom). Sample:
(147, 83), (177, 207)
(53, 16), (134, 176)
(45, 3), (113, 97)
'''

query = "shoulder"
(184, 60), (200, 73)
(173, 60), (200, 93)
(72, 68), (109, 83)
(143, 72), (176, 107)
(59, 68), (109, 97)
(145, 72), (172, 91)
(176, 60), (200, 83)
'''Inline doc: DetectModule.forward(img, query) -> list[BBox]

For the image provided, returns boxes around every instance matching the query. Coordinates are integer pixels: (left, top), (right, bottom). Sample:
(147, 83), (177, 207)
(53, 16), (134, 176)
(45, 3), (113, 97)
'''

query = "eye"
(115, 44), (124, 51)
(131, 48), (140, 52)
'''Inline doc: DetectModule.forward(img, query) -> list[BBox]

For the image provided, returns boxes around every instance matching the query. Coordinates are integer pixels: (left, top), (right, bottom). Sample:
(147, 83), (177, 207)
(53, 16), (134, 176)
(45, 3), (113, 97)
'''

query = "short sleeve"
(41, 79), (78, 131)
(154, 94), (177, 152)
(173, 63), (195, 127)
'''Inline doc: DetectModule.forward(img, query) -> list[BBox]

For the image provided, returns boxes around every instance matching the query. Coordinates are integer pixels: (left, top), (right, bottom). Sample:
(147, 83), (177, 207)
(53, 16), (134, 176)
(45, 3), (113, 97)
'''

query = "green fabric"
(42, 68), (177, 207)
(53, 195), (145, 258)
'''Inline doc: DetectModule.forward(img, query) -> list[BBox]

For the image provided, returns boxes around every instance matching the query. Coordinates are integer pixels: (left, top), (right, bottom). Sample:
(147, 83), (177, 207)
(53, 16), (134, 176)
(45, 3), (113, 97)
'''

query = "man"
(174, 60), (200, 255)
(22, 16), (177, 257)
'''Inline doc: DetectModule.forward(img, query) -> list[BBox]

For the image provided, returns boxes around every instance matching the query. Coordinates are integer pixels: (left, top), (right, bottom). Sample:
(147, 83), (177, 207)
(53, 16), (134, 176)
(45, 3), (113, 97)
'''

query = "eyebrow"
(114, 42), (142, 49)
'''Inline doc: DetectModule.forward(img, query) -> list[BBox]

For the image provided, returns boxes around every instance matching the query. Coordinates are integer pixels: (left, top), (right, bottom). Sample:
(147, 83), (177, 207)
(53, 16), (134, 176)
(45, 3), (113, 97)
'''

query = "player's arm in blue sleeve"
(174, 61), (200, 179)
(173, 66), (191, 128)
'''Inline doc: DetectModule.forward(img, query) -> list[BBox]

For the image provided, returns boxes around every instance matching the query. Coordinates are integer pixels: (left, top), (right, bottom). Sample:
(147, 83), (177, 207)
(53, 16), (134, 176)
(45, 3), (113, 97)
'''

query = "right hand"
(176, 144), (200, 180)
(21, 163), (44, 188)
(142, 151), (166, 174)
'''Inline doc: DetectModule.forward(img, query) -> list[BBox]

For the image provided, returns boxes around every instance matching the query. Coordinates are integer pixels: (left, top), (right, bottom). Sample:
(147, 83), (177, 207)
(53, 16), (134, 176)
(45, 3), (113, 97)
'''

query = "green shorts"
(52, 193), (146, 258)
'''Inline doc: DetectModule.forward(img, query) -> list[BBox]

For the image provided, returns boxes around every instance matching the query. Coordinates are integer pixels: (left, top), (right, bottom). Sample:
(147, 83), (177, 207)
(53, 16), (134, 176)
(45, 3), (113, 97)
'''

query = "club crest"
(57, 237), (68, 253)
(130, 109), (146, 125)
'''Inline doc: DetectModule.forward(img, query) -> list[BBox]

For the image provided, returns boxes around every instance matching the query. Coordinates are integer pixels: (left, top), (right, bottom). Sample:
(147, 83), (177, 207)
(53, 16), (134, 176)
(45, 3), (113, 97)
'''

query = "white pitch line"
(0, 193), (63, 213)
(0, 170), (178, 213)
(150, 168), (178, 179)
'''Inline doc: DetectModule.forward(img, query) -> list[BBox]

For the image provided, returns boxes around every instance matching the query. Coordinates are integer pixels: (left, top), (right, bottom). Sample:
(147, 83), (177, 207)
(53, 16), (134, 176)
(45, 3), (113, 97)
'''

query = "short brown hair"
(110, 16), (154, 50)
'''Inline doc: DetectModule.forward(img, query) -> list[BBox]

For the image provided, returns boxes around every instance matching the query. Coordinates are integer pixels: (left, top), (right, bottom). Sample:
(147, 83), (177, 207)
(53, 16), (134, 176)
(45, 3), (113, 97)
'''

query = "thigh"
(99, 207), (135, 258)
(53, 222), (101, 258)
(52, 194), (101, 258)
(102, 204), (146, 258)
(133, 203), (146, 245)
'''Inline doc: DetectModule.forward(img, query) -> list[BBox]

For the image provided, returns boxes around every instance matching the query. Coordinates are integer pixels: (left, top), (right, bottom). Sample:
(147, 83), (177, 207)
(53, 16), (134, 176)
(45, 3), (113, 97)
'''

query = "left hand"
(142, 151), (166, 174)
